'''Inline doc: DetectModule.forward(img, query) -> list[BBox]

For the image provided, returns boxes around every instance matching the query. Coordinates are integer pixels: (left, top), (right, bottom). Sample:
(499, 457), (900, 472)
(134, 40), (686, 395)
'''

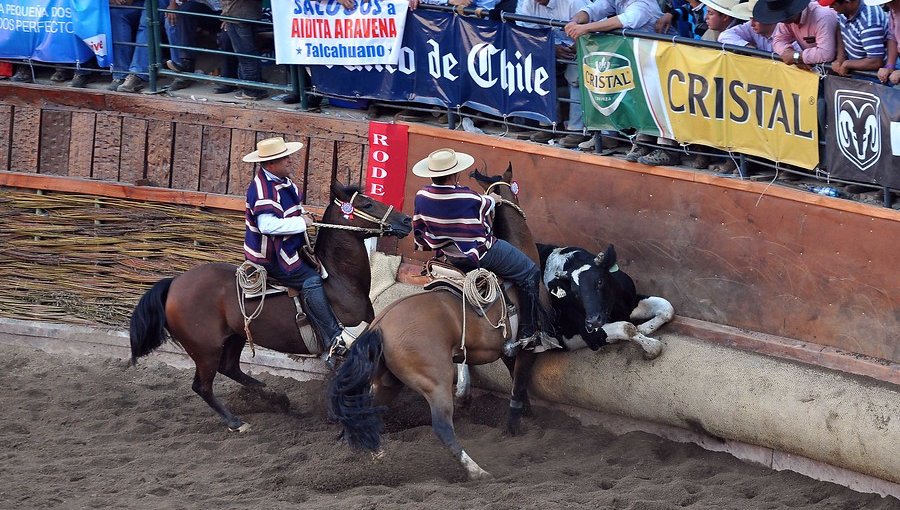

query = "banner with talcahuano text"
(825, 76), (900, 189)
(366, 122), (408, 209)
(271, 0), (408, 65)
(579, 35), (819, 169)
(310, 10), (557, 123)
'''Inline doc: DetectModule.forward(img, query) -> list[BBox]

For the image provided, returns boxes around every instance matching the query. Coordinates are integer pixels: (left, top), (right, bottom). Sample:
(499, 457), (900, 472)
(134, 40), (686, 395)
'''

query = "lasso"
(235, 261), (268, 356)
(459, 268), (508, 363)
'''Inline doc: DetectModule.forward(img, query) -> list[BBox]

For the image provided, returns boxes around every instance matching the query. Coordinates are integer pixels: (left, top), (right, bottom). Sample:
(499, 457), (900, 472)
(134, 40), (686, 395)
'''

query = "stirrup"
(321, 337), (348, 368)
(502, 334), (537, 358)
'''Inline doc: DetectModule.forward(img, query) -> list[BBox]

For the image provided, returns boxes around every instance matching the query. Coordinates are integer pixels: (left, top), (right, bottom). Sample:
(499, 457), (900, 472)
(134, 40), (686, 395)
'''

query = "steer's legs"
(630, 296), (675, 336)
(602, 321), (664, 359)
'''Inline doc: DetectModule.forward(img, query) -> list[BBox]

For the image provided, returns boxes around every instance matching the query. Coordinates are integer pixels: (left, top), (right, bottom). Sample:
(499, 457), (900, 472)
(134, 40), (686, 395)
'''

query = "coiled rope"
(459, 268), (508, 363)
(236, 261), (268, 356)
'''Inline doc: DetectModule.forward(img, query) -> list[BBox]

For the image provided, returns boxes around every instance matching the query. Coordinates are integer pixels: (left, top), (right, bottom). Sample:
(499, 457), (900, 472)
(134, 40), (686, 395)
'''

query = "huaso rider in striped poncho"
(411, 148), (542, 356)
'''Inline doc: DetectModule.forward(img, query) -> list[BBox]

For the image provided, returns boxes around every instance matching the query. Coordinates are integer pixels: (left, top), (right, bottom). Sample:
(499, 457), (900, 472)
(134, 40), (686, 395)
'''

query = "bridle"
(311, 191), (396, 236)
(484, 181), (526, 220)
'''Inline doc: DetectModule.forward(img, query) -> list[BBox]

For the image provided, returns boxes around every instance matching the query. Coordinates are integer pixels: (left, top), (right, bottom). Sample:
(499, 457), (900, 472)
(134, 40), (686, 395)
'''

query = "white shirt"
(257, 167), (308, 236)
(579, 0), (664, 33)
(516, 0), (590, 46)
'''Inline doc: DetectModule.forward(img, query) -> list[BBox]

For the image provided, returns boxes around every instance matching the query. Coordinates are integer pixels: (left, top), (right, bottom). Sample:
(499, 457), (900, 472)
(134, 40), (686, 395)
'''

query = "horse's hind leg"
(192, 357), (248, 432)
(218, 335), (266, 387)
(630, 296), (675, 336)
(425, 387), (492, 480)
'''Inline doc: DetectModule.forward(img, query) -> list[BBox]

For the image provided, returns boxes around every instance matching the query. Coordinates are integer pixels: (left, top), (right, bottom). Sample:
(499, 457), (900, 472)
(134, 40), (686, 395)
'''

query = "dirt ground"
(0, 342), (896, 510)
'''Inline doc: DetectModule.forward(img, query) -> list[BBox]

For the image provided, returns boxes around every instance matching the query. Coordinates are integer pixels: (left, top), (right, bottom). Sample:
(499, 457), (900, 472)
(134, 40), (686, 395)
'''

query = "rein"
(484, 181), (526, 220)
(310, 192), (395, 236)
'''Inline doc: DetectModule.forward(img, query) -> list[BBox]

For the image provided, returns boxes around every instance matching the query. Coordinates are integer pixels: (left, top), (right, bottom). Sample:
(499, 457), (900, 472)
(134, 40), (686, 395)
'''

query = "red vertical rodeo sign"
(366, 122), (408, 209)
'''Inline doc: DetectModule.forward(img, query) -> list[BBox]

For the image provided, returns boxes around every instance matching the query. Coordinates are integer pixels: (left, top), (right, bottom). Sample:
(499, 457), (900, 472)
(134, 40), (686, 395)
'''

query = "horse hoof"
(371, 449), (385, 461)
(470, 469), (493, 481)
(229, 422), (252, 433)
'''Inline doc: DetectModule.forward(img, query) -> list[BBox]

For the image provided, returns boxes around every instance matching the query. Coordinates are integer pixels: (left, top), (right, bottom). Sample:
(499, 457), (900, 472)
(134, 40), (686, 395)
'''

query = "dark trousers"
(268, 263), (341, 345)
(165, 1), (220, 68)
(225, 22), (261, 85)
(474, 239), (541, 338)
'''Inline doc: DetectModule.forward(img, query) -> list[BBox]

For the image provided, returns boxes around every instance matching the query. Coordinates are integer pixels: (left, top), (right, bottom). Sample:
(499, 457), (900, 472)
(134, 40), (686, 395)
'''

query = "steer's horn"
(594, 252), (605, 266)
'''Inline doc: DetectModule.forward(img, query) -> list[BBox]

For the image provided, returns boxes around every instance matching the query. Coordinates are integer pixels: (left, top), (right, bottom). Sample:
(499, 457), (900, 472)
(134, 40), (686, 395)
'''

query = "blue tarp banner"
(0, 0), (112, 66)
(310, 10), (558, 123)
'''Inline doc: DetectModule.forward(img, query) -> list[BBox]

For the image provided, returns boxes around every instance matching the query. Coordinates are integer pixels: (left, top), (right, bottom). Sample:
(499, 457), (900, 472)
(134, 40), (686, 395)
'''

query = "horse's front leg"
(630, 296), (675, 336)
(507, 350), (537, 435)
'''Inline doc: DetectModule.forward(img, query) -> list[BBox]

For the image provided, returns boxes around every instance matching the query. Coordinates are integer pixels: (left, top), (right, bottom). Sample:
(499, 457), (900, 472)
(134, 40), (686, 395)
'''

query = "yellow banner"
(653, 43), (819, 169)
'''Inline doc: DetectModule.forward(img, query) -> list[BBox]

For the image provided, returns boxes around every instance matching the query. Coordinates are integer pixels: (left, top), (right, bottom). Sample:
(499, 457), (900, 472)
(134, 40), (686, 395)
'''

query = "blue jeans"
(110, 1), (143, 80)
(225, 22), (262, 85)
(164, 1), (220, 68)
(128, 0), (168, 79)
(268, 263), (342, 343)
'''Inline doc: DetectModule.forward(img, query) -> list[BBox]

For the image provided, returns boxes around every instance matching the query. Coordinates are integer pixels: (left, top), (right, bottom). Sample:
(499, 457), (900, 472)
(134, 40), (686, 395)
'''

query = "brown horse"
(329, 165), (552, 479)
(129, 181), (412, 431)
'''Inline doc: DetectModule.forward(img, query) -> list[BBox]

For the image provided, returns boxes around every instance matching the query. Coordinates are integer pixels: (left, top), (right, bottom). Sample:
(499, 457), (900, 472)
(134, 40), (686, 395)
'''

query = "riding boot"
(503, 283), (539, 357)
(300, 284), (346, 366)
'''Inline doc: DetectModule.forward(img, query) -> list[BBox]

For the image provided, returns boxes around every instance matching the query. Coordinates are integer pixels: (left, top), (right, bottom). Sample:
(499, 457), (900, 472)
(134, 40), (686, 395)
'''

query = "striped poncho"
(244, 168), (307, 274)
(413, 184), (496, 265)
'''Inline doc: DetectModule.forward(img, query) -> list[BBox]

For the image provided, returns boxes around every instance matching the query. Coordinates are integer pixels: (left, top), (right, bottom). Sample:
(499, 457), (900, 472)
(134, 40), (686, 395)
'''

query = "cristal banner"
(825, 76), (900, 189)
(310, 10), (558, 123)
(578, 35), (820, 170)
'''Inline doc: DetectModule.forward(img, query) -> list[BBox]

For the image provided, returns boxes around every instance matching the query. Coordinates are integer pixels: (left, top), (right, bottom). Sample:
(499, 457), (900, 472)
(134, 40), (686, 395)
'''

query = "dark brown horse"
(129, 181), (412, 431)
(329, 165), (552, 479)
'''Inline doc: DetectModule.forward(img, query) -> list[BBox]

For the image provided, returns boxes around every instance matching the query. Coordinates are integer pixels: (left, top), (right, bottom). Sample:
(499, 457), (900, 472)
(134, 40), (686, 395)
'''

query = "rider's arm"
(257, 213), (308, 235)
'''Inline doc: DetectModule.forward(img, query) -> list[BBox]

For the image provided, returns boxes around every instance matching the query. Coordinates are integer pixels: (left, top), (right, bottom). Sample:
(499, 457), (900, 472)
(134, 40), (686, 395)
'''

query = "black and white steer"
(538, 243), (672, 358)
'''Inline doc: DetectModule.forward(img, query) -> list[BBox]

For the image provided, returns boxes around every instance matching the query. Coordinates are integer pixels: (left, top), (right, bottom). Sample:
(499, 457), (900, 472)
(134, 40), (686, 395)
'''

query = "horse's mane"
(469, 167), (500, 184)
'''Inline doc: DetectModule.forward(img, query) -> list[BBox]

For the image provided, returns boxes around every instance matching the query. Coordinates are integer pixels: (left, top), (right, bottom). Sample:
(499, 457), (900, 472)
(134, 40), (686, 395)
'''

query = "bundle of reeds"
(0, 189), (244, 327)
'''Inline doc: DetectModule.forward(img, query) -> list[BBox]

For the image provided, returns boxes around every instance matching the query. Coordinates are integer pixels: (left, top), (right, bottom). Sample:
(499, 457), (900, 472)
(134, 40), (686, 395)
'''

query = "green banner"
(578, 36), (660, 137)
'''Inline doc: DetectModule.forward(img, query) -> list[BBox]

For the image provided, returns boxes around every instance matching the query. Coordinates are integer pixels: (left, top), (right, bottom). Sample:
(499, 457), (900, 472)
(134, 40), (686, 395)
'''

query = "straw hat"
(752, 0), (810, 24)
(700, 0), (743, 18)
(731, 0), (758, 20)
(242, 137), (304, 163)
(412, 148), (476, 178)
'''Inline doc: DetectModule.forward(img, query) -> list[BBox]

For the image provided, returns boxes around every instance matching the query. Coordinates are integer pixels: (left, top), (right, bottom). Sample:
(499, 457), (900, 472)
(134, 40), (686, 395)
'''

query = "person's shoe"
(10, 67), (32, 83)
(116, 74), (144, 93)
(623, 144), (652, 162)
(365, 103), (380, 119)
(165, 59), (193, 73)
(684, 153), (711, 169)
(107, 78), (125, 91)
(638, 149), (682, 166)
(235, 89), (267, 100)
(50, 68), (71, 82)
(280, 93), (300, 104)
(321, 333), (350, 369)
(213, 84), (238, 94)
(529, 130), (557, 143)
(394, 109), (429, 122)
(711, 159), (738, 175)
(69, 74), (90, 88)
(558, 134), (592, 148)
(167, 78), (193, 91)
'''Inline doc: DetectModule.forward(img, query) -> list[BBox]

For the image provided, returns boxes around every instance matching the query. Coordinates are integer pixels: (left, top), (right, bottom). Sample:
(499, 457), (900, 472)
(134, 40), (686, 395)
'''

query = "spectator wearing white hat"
(719, 0), (783, 51)
(699, 0), (742, 41)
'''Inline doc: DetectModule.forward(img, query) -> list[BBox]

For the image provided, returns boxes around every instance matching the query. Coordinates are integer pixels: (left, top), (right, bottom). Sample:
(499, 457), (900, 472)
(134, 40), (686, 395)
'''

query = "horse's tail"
(129, 278), (173, 365)
(328, 327), (386, 452)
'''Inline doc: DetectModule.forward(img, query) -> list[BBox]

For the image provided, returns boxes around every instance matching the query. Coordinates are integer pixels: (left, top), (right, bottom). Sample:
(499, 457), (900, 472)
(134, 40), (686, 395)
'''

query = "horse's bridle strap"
(484, 181), (526, 220)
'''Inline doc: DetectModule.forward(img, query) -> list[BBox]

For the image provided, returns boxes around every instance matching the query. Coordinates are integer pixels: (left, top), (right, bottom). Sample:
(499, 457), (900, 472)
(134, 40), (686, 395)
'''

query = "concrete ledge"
(1, 317), (898, 499)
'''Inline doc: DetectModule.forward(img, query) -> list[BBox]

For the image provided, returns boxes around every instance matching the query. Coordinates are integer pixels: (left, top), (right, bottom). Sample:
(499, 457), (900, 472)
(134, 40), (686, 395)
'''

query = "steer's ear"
(596, 244), (617, 272)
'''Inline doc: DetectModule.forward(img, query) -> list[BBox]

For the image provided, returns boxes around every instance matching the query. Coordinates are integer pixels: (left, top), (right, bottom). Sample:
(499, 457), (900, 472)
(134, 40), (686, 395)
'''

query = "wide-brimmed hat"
(412, 148), (475, 178)
(242, 137), (304, 163)
(856, 0), (888, 5)
(700, 0), (743, 18)
(752, 0), (810, 24)
(731, 0), (759, 20)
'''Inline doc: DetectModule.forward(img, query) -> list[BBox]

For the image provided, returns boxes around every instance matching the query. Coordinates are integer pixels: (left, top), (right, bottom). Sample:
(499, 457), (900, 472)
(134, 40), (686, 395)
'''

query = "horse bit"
(311, 191), (395, 236)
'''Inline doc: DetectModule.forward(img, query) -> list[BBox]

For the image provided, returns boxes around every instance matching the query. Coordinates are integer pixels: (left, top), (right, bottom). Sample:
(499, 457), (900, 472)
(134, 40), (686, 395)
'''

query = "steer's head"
(546, 245), (618, 349)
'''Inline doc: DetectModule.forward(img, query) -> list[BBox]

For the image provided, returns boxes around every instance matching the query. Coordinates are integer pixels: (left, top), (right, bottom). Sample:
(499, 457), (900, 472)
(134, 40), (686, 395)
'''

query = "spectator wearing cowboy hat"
(699, 0), (742, 41)
(243, 137), (352, 365)
(411, 148), (545, 356)
(759, 0), (839, 69)
(872, 0), (900, 84)
(720, 0), (784, 51)
(821, 0), (891, 78)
